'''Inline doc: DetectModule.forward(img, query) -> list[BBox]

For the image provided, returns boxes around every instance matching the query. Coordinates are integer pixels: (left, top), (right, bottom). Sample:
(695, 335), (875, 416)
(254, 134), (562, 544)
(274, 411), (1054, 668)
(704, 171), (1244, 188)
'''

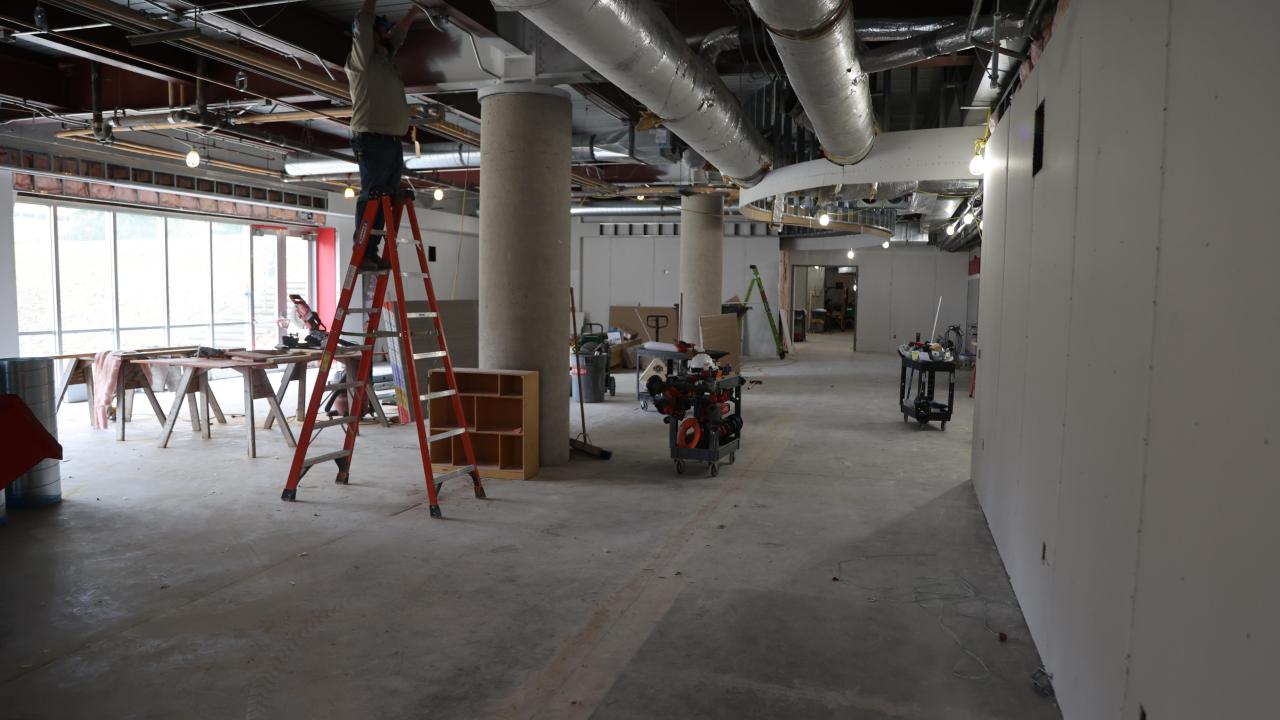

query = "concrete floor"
(0, 333), (1060, 719)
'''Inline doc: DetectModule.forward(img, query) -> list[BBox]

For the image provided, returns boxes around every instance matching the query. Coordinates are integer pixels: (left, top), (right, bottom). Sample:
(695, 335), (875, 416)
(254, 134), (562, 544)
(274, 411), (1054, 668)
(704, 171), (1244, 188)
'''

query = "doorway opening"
(790, 264), (858, 349)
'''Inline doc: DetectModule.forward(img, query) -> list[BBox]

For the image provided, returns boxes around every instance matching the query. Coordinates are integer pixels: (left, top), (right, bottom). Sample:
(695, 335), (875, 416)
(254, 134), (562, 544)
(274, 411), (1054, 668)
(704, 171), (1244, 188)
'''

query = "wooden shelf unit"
(427, 368), (539, 480)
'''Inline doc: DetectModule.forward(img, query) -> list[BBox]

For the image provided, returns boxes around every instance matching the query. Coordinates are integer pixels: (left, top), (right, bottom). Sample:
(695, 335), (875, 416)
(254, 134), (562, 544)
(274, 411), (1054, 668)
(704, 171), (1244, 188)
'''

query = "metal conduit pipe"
(89, 61), (112, 143)
(860, 16), (1026, 74)
(745, 0), (876, 165)
(492, 0), (771, 186)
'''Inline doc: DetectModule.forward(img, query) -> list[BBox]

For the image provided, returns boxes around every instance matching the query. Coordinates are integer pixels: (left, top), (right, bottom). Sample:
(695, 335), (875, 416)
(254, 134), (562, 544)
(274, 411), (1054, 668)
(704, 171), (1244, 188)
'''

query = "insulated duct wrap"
(746, 0), (876, 165)
(492, 0), (771, 185)
(860, 17), (1026, 74)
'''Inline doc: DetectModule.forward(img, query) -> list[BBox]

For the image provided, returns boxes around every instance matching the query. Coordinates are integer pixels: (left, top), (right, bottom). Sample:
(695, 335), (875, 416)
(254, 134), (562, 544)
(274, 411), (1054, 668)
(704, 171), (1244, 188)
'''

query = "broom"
(569, 288), (612, 459)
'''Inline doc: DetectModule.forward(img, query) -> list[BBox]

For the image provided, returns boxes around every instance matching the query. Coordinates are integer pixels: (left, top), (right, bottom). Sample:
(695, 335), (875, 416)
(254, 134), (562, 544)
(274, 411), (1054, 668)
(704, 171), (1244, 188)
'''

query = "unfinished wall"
(972, 1), (1279, 717)
(570, 216), (782, 358)
(791, 245), (969, 353)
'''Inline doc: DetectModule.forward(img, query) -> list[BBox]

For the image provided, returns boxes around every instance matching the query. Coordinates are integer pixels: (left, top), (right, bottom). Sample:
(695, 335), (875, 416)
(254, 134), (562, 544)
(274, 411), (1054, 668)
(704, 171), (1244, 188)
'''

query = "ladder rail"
(402, 203), (486, 499)
(338, 196), (399, 477)
(283, 199), (383, 495)
(384, 200), (446, 514)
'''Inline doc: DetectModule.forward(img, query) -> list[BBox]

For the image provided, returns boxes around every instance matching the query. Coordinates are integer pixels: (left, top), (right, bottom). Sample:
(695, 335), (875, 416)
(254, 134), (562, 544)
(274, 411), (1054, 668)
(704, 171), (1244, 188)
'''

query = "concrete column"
(0, 171), (18, 356)
(679, 193), (724, 342)
(477, 84), (572, 466)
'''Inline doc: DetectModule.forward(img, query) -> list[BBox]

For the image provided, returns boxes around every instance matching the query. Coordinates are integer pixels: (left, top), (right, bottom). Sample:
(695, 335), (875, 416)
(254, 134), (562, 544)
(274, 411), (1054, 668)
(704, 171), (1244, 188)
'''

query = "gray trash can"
(1, 357), (62, 508)
(569, 351), (608, 403)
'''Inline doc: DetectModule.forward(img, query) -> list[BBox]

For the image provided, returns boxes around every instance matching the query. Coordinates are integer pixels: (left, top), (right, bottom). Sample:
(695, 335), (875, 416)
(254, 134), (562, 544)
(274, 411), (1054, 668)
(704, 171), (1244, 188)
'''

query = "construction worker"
(346, 0), (420, 271)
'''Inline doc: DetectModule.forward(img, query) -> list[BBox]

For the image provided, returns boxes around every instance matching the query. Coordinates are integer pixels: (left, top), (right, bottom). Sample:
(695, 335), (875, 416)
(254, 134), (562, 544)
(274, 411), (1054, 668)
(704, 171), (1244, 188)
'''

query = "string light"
(846, 249), (854, 259)
(881, 240), (890, 249)
(433, 187), (445, 201)
(343, 186), (356, 199)
(184, 148), (200, 168)
(818, 212), (831, 227)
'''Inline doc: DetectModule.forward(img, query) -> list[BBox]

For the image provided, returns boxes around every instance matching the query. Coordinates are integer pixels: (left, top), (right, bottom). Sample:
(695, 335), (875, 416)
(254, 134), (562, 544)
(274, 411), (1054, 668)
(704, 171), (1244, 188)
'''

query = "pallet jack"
(745, 264), (788, 360)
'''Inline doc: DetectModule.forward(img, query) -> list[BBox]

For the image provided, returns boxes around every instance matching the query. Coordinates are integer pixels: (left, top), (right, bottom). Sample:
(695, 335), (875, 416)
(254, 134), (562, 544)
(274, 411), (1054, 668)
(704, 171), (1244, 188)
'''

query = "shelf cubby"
(428, 368), (539, 480)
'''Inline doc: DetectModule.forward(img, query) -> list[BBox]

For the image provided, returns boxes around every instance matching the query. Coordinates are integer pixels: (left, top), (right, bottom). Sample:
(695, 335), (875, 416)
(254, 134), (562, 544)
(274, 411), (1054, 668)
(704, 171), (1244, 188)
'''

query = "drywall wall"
(0, 171), (17, 357)
(790, 245), (969, 353)
(571, 216), (782, 358)
(972, 1), (1279, 717)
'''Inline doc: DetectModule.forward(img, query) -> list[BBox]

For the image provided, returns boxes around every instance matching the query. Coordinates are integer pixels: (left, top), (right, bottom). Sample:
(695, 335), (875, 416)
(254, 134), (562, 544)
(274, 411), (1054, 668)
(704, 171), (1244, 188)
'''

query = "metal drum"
(0, 357), (62, 507)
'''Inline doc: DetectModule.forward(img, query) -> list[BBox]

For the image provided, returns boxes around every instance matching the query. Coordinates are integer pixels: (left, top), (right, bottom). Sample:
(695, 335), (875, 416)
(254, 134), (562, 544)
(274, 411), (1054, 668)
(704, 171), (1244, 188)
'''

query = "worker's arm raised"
(390, 5), (422, 54)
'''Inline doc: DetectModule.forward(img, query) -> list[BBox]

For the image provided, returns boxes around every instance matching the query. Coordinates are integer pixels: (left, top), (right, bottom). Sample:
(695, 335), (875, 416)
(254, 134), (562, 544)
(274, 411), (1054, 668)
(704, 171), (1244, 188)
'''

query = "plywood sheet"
(699, 313), (740, 376)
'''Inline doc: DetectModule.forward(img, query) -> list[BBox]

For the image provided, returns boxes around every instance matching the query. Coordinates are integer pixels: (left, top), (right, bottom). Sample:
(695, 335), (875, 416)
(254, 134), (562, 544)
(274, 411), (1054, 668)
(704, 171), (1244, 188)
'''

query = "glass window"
(212, 222), (251, 324)
(214, 323), (252, 349)
(167, 218), (211, 327)
(56, 206), (114, 331)
(61, 329), (116, 355)
(116, 212), (167, 330)
(18, 333), (56, 357)
(169, 324), (211, 347)
(119, 327), (167, 350)
(285, 234), (313, 304)
(252, 230), (281, 349)
(13, 203), (56, 335)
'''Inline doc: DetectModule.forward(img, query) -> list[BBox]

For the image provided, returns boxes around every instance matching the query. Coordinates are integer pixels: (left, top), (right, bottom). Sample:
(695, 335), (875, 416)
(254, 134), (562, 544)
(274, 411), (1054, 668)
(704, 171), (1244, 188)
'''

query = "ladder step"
(324, 381), (362, 391)
(368, 228), (386, 236)
(412, 350), (448, 360)
(419, 389), (457, 402)
(302, 450), (351, 468)
(338, 330), (400, 338)
(432, 464), (475, 484)
(405, 311), (438, 319)
(400, 271), (430, 278)
(312, 415), (359, 430)
(346, 306), (379, 314)
(428, 427), (465, 443)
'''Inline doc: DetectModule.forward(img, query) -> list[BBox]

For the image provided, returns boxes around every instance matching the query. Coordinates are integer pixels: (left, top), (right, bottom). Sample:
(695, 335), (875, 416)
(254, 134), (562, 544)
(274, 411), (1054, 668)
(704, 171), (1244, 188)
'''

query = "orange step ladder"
(281, 190), (485, 517)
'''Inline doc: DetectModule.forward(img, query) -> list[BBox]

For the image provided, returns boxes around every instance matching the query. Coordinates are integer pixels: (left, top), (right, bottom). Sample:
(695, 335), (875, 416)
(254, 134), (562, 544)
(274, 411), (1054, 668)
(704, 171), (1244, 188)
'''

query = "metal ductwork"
(860, 16), (1026, 74)
(492, 0), (771, 186)
(745, 0), (875, 165)
(854, 17), (966, 42)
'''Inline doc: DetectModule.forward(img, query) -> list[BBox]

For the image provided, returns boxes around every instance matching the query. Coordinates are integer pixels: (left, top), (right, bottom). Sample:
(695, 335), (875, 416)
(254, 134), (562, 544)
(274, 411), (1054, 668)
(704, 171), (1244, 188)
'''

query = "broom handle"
(570, 288), (588, 437)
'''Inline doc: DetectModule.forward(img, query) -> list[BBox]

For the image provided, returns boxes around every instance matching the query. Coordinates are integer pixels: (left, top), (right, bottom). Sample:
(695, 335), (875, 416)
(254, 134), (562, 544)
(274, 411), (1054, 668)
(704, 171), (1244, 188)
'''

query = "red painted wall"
(315, 227), (337, 327)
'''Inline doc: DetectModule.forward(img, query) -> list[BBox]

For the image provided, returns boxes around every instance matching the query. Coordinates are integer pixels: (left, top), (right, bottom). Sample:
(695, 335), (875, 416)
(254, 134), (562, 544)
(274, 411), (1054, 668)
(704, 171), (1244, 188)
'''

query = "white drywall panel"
(580, 238), (612, 328)
(1048, 2), (1166, 715)
(653, 236), (680, 308)
(853, 251), (892, 352)
(971, 113), (1009, 510)
(608, 237), (655, 307)
(1121, 2), (1280, 718)
(738, 237), (782, 358)
(1011, 30), (1079, 667)
(989, 72), (1036, 580)
(934, 253), (970, 343)
(889, 250), (941, 345)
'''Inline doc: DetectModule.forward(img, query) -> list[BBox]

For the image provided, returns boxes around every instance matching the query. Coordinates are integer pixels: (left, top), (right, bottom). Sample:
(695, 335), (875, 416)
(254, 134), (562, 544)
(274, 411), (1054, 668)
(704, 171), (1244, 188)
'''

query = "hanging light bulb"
(852, 283), (858, 291)
(343, 185), (356, 199)
(946, 224), (956, 236)
(963, 211), (975, 224)
(881, 240), (890, 249)
(636, 194), (646, 201)
(433, 187), (445, 201)
(846, 249), (854, 259)
(818, 212), (831, 227)
(969, 150), (986, 176)
(813, 265), (820, 270)
(979, 219), (984, 231)
(185, 148), (201, 168)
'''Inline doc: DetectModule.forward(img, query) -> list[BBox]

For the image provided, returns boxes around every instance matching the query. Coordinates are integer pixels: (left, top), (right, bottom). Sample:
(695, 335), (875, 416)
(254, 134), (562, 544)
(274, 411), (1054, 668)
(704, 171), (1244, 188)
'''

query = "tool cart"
(644, 354), (743, 476)
(898, 345), (956, 429)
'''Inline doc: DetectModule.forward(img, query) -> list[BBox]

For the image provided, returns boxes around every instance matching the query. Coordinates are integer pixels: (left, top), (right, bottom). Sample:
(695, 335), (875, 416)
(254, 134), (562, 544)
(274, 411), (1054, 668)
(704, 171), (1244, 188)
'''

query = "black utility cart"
(898, 349), (956, 429)
(666, 373), (744, 476)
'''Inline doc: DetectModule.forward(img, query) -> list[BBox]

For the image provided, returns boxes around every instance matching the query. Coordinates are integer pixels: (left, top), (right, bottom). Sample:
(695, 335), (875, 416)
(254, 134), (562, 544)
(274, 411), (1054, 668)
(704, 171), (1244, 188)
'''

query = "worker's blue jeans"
(352, 132), (403, 256)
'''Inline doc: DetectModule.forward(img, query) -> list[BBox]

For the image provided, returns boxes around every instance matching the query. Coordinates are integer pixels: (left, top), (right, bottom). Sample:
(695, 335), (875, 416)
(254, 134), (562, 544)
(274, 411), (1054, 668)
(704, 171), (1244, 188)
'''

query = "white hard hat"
(689, 352), (715, 371)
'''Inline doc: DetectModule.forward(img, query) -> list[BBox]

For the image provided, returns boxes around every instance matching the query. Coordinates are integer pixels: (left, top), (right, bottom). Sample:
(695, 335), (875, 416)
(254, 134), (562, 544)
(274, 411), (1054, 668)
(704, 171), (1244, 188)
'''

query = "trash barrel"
(0, 357), (62, 508)
(569, 350), (608, 403)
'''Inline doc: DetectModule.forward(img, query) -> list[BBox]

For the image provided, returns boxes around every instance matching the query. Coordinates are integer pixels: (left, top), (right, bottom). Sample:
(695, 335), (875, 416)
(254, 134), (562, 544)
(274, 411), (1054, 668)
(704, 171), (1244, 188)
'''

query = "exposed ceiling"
(0, 0), (1052, 245)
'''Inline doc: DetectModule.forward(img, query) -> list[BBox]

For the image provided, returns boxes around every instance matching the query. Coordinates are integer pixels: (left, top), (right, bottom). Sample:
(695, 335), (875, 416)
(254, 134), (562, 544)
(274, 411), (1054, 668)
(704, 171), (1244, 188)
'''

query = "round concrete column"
(477, 83), (572, 466)
(679, 194), (724, 342)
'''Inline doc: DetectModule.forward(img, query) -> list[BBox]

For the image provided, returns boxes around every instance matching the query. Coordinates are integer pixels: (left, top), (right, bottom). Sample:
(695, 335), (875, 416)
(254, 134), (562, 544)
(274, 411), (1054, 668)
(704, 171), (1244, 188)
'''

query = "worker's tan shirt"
(345, 11), (410, 136)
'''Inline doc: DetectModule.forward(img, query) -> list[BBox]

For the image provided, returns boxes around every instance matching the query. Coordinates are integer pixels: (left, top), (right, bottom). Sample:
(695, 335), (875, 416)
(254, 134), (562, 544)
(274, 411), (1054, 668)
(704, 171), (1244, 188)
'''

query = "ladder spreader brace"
(280, 190), (485, 518)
